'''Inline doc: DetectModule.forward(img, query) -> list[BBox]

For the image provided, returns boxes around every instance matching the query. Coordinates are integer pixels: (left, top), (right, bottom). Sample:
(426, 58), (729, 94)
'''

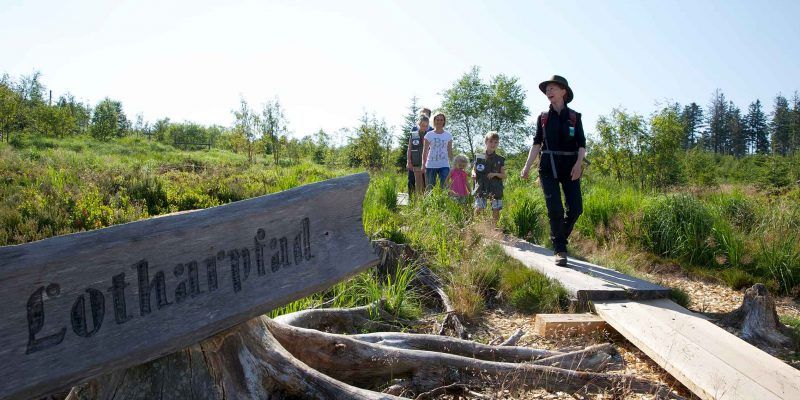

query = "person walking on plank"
(520, 75), (586, 266)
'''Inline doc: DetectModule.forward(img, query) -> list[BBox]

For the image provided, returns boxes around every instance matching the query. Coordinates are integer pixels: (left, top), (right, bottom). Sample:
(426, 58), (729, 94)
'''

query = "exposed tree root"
(414, 383), (488, 399)
(67, 317), (402, 400)
(350, 331), (562, 362)
(66, 237), (683, 400)
(265, 317), (683, 399)
(274, 300), (414, 334)
(415, 265), (467, 338)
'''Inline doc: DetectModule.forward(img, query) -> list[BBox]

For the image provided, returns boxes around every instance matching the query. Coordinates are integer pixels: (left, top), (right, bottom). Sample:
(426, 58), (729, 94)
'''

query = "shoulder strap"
(569, 110), (577, 127)
(540, 111), (549, 131)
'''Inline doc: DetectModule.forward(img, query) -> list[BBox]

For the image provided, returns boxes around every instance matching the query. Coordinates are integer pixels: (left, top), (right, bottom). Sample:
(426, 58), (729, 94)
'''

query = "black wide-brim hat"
(539, 75), (574, 104)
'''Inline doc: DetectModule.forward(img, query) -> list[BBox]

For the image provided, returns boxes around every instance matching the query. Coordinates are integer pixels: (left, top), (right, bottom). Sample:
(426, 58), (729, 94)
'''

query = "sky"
(2, 0), (799, 144)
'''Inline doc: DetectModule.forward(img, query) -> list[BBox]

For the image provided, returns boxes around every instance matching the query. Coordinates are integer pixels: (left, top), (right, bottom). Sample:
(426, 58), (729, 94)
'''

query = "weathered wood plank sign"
(0, 173), (378, 400)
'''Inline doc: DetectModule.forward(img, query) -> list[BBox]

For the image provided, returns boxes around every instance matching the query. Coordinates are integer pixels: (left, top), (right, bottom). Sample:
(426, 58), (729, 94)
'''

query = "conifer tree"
(771, 94), (792, 155)
(680, 102), (704, 149)
(727, 102), (746, 157)
(790, 91), (800, 155)
(744, 100), (769, 154)
(706, 89), (729, 154)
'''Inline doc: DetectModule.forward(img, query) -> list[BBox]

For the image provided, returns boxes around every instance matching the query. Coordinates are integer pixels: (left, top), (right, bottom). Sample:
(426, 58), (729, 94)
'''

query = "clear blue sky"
(2, 0), (799, 144)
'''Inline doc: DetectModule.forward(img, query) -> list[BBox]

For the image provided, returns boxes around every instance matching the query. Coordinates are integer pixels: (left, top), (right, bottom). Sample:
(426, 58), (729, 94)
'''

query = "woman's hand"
(521, 167), (531, 180)
(406, 160), (413, 170)
(570, 162), (583, 180)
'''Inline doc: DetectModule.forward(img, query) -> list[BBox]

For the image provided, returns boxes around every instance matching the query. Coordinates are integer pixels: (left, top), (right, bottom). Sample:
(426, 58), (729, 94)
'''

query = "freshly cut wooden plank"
(498, 237), (670, 301)
(397, 192), (410, 206)
(595, 299), (800, 400)
(533, 313), (607, 337)
(0, 173), (378, 400)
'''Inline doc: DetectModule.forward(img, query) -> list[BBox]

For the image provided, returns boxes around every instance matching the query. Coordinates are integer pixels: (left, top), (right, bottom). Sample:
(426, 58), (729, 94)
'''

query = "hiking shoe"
(555, 252), (568, 266)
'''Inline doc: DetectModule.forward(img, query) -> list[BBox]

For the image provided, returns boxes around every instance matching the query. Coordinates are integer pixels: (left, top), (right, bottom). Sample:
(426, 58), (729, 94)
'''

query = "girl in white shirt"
(422, 111), (454, 190)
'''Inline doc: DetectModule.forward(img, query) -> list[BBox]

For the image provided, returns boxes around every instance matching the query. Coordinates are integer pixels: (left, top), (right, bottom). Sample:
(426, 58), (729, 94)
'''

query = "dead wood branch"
(274, 300), (414, 334)
(265, 317), (683, 399)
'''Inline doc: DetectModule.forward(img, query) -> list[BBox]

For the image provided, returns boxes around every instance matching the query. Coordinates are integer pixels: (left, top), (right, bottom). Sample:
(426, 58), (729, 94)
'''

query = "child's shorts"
(474, 197), (502, 210)
(450, 195), (467, 204)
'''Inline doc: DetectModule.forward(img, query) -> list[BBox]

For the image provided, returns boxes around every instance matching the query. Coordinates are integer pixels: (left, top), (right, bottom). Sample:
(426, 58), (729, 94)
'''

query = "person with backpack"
(406, 108), (433, 195)
(406, 113), (431, 195)
(520, 75), (586, 266)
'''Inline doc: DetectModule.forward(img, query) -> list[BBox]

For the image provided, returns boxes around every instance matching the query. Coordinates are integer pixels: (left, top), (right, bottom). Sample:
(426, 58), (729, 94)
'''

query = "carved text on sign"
(25, 217), (313, 354)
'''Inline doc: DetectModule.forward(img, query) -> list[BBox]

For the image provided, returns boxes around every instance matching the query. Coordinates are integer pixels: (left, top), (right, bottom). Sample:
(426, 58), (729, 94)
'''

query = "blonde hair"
(485, 131), (500, 141)
(454, 154), (469, 169)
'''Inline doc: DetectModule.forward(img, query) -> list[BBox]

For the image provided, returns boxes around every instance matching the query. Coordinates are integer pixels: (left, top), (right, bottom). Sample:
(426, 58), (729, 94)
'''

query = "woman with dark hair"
(521, 75), (586, 266)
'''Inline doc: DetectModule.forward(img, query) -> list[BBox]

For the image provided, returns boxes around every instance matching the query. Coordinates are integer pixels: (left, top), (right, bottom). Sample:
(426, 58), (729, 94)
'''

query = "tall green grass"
(499, 185), (548, 244)
(639, 194), (717, 265)
(269, 265), (422, 321)
(576, 182), (643, 243)
(363, 172), (569, 318)
(1, 135), (352, 245)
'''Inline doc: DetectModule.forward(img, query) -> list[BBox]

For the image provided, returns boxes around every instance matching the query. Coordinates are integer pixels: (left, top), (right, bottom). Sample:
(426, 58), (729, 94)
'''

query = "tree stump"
(66, 317), (398, 400)
(721, 283), (794, 348)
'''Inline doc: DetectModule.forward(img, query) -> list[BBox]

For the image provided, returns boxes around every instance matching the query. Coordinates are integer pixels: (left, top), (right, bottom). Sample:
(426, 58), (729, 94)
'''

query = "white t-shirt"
(424, 130), (452, 169)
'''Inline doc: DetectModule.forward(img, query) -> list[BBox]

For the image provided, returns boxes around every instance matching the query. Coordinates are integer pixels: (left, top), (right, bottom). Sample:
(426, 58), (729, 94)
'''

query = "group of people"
(404, 75), (587, 267)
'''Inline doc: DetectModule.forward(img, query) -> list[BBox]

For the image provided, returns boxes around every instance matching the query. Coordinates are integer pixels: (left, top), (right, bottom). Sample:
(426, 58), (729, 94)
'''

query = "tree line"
(2, 70), (798, 185)
(592, 95), (800, 189)
(682, 89), (800, 157)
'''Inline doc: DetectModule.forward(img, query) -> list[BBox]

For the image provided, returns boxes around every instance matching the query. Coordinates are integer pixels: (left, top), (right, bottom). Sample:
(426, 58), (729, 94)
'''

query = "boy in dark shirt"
(472, 131), (506, 224)
(406, 108), (433, 195)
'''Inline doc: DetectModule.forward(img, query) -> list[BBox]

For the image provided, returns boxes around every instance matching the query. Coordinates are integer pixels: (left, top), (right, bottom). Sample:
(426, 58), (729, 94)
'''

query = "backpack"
(540, 109), (577, 136)
(539, 109), (589, 178)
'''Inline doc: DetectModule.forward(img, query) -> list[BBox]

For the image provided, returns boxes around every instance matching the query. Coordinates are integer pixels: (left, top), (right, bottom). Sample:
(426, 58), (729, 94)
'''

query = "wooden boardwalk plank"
(498, 237), (670, 301)
(0, 173), (378, 400)
(595, 299), (800, 400)
(397, 192), (410, 206)
(533, 313), (607, 337)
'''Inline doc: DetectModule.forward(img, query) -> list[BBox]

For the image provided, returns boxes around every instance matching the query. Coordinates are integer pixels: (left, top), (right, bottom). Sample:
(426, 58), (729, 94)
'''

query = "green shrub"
(754, 234), (800, 295)
(576, 183), (642, 242)
(500, 266), (569, 313)
(72, 187), (115, 230)
(719, 268), (756, 290)
(126, 174), (168, 215)
(640, 194), (718, 266)
(500, 186), (547, 244)
(682, 148), (718, 187)
(714, 191), (759, 232)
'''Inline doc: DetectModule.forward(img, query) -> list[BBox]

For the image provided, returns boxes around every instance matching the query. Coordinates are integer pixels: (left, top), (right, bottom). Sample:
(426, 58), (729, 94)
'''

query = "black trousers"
(407, 170), (415, 194)
(540, 174), (583, 253)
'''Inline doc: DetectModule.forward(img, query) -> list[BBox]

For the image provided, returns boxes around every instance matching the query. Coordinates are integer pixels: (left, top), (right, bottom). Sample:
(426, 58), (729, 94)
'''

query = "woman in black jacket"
(521, 75), (586, 266)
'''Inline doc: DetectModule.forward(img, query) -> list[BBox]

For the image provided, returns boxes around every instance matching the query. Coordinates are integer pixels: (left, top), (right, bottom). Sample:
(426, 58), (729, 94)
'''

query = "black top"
(409, 131), (425, 167)
(533, 105), (586, 177)
(408, 126), (433, 166)
(473, 152), (505, 199)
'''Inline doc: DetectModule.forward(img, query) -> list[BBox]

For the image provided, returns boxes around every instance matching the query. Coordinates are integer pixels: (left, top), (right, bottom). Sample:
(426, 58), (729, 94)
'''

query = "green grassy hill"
(0, 135), (354, 246)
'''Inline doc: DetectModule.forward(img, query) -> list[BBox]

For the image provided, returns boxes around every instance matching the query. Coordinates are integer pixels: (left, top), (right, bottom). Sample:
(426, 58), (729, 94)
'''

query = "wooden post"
(0, 173), (377, 400)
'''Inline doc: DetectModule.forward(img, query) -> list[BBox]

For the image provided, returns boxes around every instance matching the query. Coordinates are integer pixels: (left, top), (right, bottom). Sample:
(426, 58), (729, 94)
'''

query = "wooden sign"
(0, 173), (378, 400)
